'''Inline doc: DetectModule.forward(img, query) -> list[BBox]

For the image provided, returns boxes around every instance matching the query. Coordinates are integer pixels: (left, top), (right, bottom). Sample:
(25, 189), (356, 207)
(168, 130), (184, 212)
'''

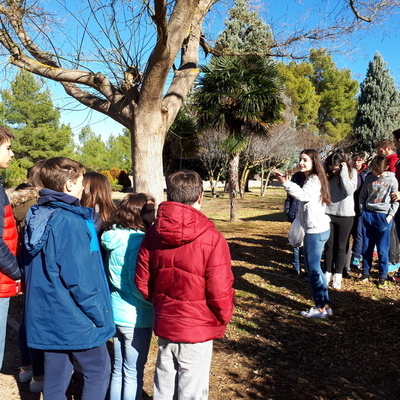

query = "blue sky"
(47, 0), (400, 141)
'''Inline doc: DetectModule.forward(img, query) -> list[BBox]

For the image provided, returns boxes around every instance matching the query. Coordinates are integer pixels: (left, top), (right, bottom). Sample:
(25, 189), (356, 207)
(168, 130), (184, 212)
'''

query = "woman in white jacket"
(273, 149), (332, 318)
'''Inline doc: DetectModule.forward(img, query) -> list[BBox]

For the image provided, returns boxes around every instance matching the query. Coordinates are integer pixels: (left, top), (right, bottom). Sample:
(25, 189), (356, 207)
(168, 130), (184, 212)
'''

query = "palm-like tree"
(195, 54), (284, 221)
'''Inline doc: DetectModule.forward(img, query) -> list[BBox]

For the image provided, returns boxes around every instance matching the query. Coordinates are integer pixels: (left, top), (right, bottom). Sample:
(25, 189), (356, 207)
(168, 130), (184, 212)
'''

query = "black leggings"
(325, 215), (354, 274)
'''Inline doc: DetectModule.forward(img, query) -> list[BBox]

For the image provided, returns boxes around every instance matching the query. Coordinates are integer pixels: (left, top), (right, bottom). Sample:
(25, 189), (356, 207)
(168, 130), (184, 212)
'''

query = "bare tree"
(0, 0), (213, 203)
(196, 129), (229, 197)
(0, 0), (396, 203)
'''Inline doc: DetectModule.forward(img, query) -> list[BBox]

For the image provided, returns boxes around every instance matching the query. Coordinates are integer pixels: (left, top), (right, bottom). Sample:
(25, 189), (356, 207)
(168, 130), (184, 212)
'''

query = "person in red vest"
(0, 125), (21, 371)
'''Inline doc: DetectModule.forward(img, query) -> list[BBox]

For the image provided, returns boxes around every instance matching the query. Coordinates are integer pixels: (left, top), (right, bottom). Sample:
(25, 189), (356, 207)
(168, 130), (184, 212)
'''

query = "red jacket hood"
(155, 201), (214, 247)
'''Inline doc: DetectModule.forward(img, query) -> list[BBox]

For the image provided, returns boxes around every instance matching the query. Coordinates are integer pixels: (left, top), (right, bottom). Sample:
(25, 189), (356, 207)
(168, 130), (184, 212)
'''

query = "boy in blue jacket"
(22, 157), (115, 400)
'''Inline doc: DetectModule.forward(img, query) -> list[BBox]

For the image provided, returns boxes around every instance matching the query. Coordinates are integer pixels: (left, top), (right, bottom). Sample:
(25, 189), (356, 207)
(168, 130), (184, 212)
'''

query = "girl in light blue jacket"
(101, 193), (155, 400)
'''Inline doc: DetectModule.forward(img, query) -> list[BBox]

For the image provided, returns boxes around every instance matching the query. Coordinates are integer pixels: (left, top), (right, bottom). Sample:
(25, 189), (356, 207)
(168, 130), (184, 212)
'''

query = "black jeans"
(325, 215), (354, 274)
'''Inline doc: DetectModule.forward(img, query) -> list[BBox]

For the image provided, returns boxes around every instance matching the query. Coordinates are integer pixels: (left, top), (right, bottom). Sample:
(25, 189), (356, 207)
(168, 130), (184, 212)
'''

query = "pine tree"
(215, 0), (273, 55)
(0, 70), (74, 169)
(352, 52), (400, 153)
(277, 61), (320, 127)
(196, 0), (282, 221)
(76, 126), (108, 171)
(309, 49), (359, 144)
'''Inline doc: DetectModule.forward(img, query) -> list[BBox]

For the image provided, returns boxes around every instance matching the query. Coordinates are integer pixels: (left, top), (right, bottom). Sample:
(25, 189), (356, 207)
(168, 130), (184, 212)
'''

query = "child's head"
(166, 170), (203, 205)
(299, 149), (331, 205)
(370, 155), (388, 177)
(375, 139), (395, 156)
(0, 126), (15, 169)
(81, 172), (116, 222)
(28, 160), (45, 188)
(325, 149), (352, 179)
(104, 193), (154, 232)
(352, 151), (366, 171)
(393, 129), (400, 151)
(40, 157), (85, 198)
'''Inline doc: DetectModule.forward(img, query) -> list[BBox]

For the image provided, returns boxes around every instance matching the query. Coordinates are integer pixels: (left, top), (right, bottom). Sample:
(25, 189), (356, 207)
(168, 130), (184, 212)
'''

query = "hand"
(272, 168), (289, 184)
(390, 192), (400, 202)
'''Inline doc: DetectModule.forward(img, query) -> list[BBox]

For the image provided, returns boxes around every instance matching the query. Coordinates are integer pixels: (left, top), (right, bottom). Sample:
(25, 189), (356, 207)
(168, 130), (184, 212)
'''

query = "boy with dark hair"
(135, 170), (235, 400)
(0, 125), (21, 371)
(22, 157), (115, 399)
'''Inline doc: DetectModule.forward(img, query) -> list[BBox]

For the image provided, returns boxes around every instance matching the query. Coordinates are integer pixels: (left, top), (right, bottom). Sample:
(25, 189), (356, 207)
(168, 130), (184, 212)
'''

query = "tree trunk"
(229, 153), (240, 222)
(239, 162), (251, 199)
(131, 114), (166, 206)
(260, 162), (265, 196)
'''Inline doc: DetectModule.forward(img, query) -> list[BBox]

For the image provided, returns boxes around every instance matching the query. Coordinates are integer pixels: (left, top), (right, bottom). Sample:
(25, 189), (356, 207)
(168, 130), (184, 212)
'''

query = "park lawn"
(2, 187), (400, 399)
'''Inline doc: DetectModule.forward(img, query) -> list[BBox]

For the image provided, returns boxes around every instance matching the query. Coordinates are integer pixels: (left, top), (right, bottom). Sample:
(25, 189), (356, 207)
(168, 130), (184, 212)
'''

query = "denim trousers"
(389, 220), (399, 264)
(0, 297), (10, 371)
(43, 343), (111, 400)
(292, 246), (303, 272)
(153, 338), (213, 400)
(303, 229), (330, 308)
(351, 214), (363, 259)
(362, 210), (392, 280)
(110, 325), (152, 400)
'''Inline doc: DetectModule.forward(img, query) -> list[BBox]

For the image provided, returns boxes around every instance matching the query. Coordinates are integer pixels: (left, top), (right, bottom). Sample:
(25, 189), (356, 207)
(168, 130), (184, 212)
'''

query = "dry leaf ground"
(1, 187), (400, 399)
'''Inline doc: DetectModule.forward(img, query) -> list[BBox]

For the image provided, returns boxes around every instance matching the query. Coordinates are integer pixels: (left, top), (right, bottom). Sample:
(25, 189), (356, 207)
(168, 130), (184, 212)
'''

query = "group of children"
(275, 130), (400, 318)
(0, 124), (235, 400)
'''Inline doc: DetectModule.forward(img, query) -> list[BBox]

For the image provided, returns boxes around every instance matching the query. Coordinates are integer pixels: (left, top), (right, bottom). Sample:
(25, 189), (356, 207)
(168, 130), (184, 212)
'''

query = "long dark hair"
(103, 193), (155, 232)
(325, 149), (353, 180)
(300, 149), (331, 205)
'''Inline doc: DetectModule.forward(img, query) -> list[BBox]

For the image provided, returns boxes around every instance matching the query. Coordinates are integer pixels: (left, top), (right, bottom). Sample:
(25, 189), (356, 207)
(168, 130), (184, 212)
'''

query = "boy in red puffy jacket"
(135, 170), (234, 400)
(0, 125), (21, 371)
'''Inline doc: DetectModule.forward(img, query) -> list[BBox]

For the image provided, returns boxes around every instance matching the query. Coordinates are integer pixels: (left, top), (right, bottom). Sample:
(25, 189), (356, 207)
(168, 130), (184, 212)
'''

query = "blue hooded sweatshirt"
(23, 189), (115, 350)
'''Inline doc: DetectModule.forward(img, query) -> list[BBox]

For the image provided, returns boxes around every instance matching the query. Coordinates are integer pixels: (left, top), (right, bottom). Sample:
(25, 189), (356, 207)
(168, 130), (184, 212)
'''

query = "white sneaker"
(300, 306), (331, 319)
(332, 273), (342, 290)
(325, 307), (333, 316)
(324, 271), (332, 285)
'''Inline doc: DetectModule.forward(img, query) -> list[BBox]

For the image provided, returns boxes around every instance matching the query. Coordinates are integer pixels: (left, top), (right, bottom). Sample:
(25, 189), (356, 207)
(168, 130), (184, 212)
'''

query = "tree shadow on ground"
(222, 233), (400, 400)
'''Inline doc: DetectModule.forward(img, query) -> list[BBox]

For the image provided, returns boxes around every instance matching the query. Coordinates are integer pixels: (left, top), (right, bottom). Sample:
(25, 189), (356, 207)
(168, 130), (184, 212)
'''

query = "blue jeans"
(110, 326), (152, 400)
(292, 246), (303, 272)
(43, 344), (111, 400)
(351, 214), (363, 259)
(303, 230), (330, 308)
(0, 297), (10, 371)
(362, 210), (392, 280)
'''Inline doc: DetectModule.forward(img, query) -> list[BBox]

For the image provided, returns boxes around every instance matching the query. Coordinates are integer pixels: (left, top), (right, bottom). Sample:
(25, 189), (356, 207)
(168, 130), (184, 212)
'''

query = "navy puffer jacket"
(22, 189), (115, 350)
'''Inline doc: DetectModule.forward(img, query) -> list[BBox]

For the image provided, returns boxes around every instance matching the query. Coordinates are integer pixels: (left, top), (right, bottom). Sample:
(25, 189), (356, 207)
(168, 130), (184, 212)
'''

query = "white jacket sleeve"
(283, 175), (321, 203)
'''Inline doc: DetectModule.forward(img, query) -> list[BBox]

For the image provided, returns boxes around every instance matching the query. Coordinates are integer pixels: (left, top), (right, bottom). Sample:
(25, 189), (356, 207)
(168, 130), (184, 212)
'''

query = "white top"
(283, 174), (331, 234)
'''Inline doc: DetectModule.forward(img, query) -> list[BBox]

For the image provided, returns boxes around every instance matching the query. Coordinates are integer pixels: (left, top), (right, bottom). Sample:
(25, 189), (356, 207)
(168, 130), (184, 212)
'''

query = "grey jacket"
(325, 165), (358, 217)
(359, 171), (399, 217)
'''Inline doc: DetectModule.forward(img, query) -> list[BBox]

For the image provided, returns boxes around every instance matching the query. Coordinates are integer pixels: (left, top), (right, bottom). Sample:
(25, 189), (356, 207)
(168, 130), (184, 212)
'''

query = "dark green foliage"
(351, 52), (400, 153)
(196, 55), (284, 151)
(0, 70), (74, 167)
(309, 49), (359, 144)
(216, 0), (273, 55)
